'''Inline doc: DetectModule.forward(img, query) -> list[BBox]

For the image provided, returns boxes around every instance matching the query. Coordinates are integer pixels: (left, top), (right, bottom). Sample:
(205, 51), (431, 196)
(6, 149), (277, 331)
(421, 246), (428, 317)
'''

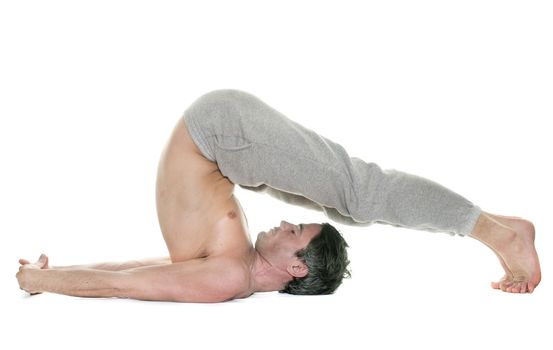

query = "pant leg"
(183, 89), (481, 236)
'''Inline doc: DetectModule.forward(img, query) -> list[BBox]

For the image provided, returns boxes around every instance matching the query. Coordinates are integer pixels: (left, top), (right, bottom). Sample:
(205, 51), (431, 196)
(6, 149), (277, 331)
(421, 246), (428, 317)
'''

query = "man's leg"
(184, 89), (480, 235)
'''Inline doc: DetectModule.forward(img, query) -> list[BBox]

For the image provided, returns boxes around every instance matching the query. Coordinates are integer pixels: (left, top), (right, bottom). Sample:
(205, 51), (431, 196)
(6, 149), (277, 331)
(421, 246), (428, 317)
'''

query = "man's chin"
(254, 232), (266, 248)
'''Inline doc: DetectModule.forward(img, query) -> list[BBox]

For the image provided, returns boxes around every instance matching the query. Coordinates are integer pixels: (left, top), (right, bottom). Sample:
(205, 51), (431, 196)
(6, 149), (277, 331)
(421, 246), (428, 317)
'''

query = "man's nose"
(280, 221), (298, 232)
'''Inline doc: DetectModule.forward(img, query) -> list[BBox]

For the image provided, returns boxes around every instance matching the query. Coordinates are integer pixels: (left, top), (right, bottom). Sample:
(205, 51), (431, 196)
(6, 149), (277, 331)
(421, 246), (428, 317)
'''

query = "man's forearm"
(29, 268), (126, 298)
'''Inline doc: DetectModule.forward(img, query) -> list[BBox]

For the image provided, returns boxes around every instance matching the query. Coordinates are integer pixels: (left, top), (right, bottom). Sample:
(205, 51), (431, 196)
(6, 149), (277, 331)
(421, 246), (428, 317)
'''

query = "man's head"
(255, 220), (350, 295)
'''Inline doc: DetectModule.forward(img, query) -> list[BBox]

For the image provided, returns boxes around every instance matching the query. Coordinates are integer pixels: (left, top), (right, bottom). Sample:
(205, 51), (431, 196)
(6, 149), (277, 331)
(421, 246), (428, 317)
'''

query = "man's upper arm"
(119, 258), (249, 303)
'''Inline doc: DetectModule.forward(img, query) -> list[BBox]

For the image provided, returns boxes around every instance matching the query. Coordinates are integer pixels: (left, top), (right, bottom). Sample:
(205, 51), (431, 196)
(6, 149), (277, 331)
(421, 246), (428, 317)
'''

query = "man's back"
(155, 117), (254, 297)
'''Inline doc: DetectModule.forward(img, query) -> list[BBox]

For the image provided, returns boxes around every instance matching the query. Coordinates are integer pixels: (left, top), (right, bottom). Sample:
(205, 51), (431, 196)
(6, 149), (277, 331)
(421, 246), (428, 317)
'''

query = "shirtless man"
(17, 89), (541, 301)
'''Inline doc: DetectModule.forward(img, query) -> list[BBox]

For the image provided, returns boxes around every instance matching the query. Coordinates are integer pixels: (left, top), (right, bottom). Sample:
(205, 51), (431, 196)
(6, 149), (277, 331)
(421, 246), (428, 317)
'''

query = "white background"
(1, 1), (551, 349)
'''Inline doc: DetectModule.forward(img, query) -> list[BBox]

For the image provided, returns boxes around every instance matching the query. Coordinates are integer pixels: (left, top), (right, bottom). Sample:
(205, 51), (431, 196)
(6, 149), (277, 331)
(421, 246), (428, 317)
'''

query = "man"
(17, 89), (541, 301)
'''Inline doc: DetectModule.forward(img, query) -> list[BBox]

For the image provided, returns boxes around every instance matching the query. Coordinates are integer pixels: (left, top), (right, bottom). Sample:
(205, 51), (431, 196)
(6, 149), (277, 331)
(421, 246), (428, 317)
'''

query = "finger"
(38, 254), (48, 268)
(19, 259), (30, 265)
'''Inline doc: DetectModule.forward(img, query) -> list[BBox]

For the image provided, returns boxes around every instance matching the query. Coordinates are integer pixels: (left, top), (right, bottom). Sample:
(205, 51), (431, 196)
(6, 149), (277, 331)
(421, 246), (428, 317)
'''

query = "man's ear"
(287, 260), (308, 278)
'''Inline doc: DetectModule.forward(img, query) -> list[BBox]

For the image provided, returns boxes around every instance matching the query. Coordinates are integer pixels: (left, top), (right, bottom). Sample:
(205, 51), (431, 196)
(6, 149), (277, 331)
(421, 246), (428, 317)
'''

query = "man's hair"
(280, 222), (351, 295)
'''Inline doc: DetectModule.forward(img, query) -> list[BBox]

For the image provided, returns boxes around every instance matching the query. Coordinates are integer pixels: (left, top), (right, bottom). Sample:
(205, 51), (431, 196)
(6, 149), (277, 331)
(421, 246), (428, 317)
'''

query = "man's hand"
(16, 254), (49, 295)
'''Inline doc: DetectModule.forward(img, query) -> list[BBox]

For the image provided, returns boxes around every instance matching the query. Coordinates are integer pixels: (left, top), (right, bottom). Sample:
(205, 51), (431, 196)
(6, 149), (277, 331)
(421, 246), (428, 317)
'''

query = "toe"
(500, 279), (513, 291)
(492, 275), (510, 290)
(519, 283), (527, 293)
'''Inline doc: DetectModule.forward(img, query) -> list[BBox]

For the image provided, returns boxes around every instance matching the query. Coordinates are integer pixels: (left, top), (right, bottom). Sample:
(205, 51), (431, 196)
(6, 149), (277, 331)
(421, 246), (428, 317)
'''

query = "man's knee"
(194, 89), (256, 110)
(186, 89), (262, 124)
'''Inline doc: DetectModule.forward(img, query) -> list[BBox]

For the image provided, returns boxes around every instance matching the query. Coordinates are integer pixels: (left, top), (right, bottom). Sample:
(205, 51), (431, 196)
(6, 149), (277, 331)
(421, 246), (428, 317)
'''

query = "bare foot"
(469, 213), (541, 293)
(484, 215), (524, 290)
(488, 214), (541, 293)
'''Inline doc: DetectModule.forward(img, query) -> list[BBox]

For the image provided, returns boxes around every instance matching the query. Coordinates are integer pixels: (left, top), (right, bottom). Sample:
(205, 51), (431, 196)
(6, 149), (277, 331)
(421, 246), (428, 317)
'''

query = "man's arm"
(17, 257), (249, 303)
(19, 255), (171, 272)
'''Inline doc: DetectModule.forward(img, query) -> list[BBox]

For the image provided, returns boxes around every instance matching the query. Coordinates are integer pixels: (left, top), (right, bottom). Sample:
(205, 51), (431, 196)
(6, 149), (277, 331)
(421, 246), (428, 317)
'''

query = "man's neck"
(250, 251), (293, 293)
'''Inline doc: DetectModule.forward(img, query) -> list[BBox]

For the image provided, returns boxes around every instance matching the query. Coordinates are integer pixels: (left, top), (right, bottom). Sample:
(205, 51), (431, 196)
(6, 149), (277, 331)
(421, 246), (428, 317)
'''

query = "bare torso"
(155, 117), (254, 296)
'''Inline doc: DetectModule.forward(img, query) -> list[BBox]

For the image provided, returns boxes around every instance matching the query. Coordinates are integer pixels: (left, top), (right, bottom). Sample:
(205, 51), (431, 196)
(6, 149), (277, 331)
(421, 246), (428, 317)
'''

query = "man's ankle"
(469, 212), (517, 248)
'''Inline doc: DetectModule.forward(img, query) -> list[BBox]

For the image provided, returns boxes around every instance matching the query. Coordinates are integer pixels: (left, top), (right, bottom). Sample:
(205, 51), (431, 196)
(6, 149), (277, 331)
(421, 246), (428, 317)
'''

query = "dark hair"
(280, 222), (350, 295)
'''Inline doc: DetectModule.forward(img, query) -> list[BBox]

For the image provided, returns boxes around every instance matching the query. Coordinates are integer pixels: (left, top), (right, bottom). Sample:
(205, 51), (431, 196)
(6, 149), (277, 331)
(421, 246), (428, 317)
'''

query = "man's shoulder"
(204, 256), (253, 299)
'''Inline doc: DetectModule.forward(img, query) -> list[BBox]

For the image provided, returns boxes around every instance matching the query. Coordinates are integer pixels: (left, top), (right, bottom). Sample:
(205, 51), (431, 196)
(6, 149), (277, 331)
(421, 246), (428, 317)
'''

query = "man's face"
(255, 220), (322, 269)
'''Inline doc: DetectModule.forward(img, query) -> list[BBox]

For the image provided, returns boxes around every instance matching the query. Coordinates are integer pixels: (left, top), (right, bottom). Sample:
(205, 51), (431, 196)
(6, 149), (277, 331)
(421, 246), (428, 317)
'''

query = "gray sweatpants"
(183, 89), (481, 236)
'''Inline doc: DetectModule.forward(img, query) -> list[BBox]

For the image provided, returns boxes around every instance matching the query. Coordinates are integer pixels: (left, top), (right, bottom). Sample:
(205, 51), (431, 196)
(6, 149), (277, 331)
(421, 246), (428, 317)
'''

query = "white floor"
(1, 1), (551, 349)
